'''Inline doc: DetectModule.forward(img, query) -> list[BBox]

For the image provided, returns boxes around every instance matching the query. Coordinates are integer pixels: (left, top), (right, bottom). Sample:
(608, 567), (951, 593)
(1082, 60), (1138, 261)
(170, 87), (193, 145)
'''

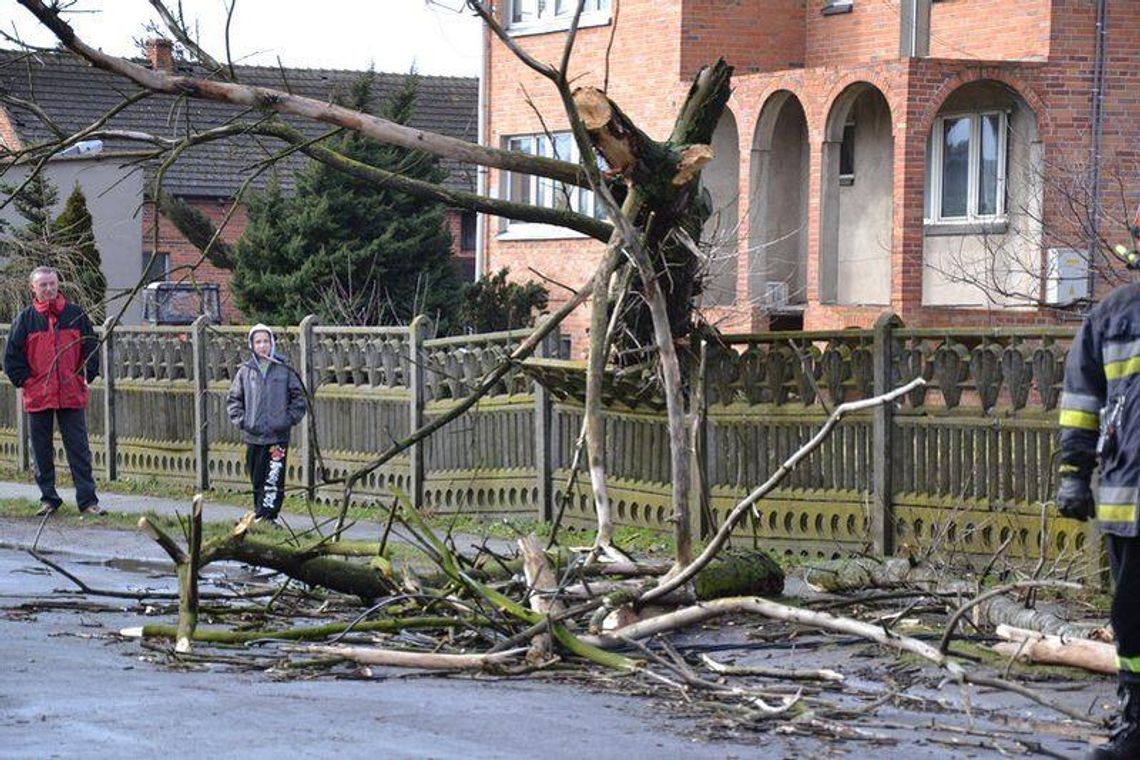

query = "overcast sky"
(0, 1), (482, 76)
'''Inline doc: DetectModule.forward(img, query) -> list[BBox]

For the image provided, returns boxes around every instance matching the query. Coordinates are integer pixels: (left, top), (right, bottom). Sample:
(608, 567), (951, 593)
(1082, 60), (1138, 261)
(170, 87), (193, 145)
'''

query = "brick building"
(483, 0), (1140, 352)
(0, 41), (478, 323)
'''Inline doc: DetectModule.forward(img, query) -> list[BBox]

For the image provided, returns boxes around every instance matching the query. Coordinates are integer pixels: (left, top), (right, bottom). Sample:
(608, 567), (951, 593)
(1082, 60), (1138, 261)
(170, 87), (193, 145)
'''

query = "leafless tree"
(2, 0), (745, 577)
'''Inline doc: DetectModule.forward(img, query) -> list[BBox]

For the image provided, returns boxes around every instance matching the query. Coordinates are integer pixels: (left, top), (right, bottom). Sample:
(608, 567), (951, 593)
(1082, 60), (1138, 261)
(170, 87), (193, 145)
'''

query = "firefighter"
(1057, 215), (1140, 759)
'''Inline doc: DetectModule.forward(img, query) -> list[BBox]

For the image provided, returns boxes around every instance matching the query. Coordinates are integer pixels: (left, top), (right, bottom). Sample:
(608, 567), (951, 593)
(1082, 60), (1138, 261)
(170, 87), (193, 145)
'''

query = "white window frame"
(499, 130), (599, 240)
(506, 0), (612, 36)
(925, 110), (1009, 226)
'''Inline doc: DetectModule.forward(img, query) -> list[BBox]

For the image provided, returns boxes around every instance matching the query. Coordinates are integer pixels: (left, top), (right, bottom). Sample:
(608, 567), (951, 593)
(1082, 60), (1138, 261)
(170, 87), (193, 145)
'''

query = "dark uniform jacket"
(1060, 281), (1140, 536)
(3, 297), (98, 413)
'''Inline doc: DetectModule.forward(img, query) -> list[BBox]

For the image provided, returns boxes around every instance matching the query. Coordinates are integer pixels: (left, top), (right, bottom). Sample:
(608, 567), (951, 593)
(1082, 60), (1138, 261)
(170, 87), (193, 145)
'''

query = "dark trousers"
(247, 443), (288, 518)
(1108, 534), (1140, 684)
(28, 408), (98, 510)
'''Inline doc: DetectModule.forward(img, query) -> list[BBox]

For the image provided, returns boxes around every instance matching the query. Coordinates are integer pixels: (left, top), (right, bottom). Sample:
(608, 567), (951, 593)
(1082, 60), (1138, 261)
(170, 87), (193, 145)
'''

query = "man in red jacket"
(3, 267), (104, 516)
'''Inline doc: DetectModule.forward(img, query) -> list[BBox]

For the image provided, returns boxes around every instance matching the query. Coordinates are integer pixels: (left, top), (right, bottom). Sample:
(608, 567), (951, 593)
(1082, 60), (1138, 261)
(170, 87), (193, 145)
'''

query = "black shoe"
(35, 500), (60, 517)
(1089, 684), (1140, 759)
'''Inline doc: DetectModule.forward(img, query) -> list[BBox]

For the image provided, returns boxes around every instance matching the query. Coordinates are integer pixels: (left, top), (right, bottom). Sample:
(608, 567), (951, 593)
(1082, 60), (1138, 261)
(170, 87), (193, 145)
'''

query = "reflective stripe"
(1104, 338), (1140, 365)
(1098, 503), (1138, 523)
(1059, 409), (1099, 430)
(1105, 356), (1140, 381)
(1060, 391), (1103, 413)
(1118, 654), (1140, 674)
(1100, 485), (1139, 504)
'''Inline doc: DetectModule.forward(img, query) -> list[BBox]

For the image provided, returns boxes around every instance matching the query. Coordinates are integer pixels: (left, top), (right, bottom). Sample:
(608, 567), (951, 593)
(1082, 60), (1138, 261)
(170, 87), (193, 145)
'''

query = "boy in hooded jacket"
(227, 324), (307, 522)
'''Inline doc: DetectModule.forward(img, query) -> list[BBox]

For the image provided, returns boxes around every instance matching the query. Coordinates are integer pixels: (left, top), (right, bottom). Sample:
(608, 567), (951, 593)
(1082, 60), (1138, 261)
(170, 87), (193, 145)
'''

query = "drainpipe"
(474, 18), (489, 281)
(1086, 0), (1108, 301)
(899, 0), (930, 58)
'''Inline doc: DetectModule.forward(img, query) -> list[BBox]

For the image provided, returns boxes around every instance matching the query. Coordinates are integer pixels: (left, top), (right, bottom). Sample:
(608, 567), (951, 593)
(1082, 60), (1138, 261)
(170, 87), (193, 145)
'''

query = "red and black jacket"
(3, 296), (99, 412)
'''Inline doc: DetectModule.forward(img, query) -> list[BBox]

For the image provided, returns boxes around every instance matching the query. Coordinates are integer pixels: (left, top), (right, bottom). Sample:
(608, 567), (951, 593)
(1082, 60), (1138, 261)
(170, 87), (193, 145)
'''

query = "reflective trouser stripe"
(1105, 356), (1140, 381)
(1119, 654), (1140, 674)
(1098, 504), (1139, 524)
(1059, 409), (1099, 430)
(1097, 487), (1139, 526)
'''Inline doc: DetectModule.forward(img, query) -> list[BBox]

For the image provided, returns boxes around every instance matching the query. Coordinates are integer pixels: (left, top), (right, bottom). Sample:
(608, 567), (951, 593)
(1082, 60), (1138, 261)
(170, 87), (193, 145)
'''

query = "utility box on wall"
(1043, 248), (1090, 305)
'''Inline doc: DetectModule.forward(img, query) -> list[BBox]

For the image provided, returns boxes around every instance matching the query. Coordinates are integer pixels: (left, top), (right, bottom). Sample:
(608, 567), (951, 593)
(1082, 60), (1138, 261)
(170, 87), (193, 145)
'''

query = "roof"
(0, 48), (478, 197)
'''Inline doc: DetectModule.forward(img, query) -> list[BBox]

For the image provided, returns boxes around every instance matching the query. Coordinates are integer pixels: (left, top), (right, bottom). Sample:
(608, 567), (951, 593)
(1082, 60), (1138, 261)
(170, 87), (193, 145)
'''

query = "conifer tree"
(230, 71), (462, 329)
(53, 183), (107, 320)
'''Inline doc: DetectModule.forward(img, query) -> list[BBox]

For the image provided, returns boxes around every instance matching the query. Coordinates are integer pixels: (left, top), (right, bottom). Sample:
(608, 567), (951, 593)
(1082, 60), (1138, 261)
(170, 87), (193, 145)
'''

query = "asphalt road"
(0, 524), (766, 760)
(0, 481), (1117, 758)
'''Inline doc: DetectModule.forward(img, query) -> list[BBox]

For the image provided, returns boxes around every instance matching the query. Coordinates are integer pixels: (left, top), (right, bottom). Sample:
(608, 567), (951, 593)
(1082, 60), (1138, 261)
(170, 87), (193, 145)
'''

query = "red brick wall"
(680, 0), (804, 77)
(0, 106), (20, 152)
(485, 0), (1140, 350)
(805, 1), (898, 68)
(929, 0), (1051, 61)
(142, 199), (248, 323)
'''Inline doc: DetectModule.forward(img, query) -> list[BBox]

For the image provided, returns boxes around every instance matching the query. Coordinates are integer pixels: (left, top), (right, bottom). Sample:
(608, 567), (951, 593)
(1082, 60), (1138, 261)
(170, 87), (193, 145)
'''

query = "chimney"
(146, 38), (174, 72)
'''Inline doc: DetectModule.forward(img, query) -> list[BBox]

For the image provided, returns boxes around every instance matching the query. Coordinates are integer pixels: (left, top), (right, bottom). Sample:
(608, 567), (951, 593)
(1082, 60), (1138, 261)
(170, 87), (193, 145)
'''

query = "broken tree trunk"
(575, 61), (731, 562)
(138, 495), (202, 653)
(993, 625), (1116, 675)
(141, 508), (395, 603)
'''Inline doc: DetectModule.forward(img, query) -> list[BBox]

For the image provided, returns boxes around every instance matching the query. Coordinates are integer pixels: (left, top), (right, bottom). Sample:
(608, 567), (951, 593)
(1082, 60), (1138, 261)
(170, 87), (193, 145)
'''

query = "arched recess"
(819, 83), (894, 305)
(921, 80), (1043, 307)
(748, 91), (809, 313)
(700, 108), (740, 306)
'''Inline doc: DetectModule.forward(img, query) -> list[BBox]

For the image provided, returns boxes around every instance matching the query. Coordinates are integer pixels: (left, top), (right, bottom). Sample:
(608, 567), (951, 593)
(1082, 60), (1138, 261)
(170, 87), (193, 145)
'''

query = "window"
(839, 121), (855, 186)
(508, 0), (611, 34)
(822, 0), (853, 16)
(500, 130), (601, 238)
(460, 211), (477, 252)
(925, 111), (1008, 225)
(142, 251), (170, 284)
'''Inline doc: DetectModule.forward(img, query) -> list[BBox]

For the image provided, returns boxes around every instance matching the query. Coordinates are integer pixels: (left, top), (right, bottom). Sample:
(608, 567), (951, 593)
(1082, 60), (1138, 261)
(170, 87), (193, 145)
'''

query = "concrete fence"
(0, 313), (1089, 563)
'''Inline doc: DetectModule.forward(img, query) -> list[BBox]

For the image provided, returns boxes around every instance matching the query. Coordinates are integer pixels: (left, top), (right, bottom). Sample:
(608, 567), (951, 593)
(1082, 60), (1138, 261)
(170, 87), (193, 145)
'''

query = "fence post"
(298, 314), (318, 501)
(689, 338), (710, 541)
(872, 311), (903, 556)
(534, 317), (557, 522)
(15, 388), (28, 471)
(101, 317), (117, 481)
(408, 315), (431, 509)
(191, 315), (209, 492)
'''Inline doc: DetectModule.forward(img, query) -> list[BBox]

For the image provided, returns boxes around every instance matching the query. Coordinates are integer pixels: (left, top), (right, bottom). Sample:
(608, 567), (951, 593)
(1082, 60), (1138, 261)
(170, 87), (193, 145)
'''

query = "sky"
(0, 1), (483, 76)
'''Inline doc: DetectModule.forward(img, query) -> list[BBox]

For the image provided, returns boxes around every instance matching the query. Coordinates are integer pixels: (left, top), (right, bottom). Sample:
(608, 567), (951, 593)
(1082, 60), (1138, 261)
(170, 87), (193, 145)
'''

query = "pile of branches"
(53, 490), (1101, 752)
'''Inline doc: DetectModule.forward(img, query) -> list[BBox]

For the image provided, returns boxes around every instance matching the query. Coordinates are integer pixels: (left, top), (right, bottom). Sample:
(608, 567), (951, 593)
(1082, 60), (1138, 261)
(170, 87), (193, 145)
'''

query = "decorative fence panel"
(420, 328), (541, 517)
(0, 314), (1088, 565)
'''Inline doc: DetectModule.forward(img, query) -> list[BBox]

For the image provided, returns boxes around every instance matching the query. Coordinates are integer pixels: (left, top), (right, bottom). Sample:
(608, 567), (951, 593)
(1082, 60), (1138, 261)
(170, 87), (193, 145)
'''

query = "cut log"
(993, 625), (1116, 675)
(695, 550), (784, 600)
(974, 594), (1107, 640)
(802, 557), (940, 593)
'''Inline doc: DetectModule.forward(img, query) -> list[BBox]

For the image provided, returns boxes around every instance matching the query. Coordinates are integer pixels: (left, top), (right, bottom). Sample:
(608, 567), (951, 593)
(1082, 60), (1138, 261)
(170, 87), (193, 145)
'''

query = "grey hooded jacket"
(226, 324), (307, 445)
